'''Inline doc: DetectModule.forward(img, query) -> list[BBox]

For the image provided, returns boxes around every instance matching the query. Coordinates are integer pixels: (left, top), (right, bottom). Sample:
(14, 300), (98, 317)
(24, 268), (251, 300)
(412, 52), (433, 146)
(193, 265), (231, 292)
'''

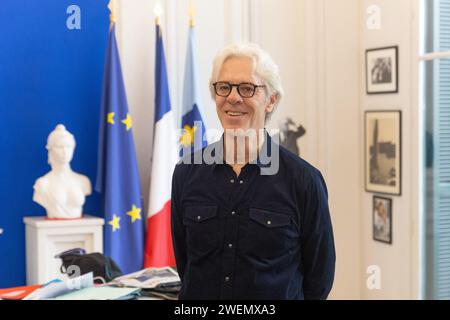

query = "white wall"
(322, 0), (362, 299)
(360, 0), (421, 299)
(112, 0), (422, 300)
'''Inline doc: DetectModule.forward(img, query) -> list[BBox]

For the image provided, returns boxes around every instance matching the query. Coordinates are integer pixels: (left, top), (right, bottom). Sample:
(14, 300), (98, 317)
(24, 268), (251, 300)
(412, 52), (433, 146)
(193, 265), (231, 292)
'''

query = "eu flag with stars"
(180, 21), (208, 156)
(95, 23), (144, 274)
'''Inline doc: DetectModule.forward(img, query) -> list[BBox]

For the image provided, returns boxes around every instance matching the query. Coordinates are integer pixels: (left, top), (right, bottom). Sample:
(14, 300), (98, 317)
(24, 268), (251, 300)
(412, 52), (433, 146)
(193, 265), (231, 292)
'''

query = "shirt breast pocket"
(183, 205), (219, 257)
(243, 208), (299, 259)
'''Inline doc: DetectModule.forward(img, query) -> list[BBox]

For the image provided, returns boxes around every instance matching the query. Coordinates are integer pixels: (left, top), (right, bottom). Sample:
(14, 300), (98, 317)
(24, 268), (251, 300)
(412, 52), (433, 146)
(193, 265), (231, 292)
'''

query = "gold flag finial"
(154, 3), (163, 26)
(189, 0), (195, 27)
(108, 0), (116, 30)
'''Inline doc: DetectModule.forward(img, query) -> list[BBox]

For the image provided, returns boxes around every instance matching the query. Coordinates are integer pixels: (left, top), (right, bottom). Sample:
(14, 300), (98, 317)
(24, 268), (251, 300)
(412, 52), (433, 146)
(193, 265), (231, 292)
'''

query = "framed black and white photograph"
(366, 46), (398, 94)
(365, 110), (401, 195)
(373, 196), (392, 244)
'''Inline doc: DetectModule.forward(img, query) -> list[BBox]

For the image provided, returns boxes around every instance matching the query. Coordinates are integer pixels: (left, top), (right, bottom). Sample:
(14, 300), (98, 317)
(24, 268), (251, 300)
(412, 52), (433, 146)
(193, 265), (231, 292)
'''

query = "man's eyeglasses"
(212, 82), (266, 98)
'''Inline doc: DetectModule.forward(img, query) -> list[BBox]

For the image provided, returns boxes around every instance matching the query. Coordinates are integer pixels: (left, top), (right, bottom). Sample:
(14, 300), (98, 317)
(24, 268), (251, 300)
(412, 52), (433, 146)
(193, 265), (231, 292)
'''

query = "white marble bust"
(33, 124), (92, 219)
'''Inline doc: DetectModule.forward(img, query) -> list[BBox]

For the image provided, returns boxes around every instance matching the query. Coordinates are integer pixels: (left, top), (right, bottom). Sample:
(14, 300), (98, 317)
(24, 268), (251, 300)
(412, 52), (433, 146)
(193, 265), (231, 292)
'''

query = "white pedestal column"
(23, 215), (104, 285)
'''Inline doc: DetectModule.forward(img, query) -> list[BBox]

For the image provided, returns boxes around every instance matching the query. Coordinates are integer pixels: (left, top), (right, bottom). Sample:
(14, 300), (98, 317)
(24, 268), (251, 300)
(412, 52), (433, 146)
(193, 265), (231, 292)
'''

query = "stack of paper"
(113, 267), (180, 289)
(24, 272), (94, 300)
(52, 286), (141, 300)
(111, 267), (180, 300)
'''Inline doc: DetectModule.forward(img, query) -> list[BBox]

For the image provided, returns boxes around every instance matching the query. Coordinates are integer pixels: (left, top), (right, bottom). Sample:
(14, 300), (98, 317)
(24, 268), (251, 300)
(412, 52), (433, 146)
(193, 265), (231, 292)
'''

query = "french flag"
(144, 24), (178, 267)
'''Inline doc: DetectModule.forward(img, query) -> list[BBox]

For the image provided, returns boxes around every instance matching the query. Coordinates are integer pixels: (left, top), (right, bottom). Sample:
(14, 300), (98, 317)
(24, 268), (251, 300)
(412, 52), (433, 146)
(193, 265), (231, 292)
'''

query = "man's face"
(215, 57), (275, 133)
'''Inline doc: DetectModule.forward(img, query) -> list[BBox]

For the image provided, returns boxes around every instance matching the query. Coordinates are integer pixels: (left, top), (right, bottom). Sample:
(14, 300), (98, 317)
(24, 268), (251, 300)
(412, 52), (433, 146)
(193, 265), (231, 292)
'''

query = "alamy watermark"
(177, 122), (281, 176)
(366, 264), (381, 290)
(66, 5), (81, 30)
(366, 5), (381, 30)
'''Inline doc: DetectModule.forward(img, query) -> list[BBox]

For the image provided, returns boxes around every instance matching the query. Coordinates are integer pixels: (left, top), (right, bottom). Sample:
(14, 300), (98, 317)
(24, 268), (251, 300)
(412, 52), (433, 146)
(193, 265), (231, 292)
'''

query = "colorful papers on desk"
(52, 286), (141, 300)
(23, 272), (94, 300)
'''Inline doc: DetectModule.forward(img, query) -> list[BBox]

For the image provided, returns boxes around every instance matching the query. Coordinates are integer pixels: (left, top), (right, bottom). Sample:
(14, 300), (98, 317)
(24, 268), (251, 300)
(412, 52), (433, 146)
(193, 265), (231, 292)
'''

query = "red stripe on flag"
(144, 200), (176, 267)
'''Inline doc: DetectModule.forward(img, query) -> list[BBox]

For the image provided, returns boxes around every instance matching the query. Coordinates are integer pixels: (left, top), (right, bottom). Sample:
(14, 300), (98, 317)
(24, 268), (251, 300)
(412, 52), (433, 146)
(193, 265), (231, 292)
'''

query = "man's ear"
(265, 93), (278, 113)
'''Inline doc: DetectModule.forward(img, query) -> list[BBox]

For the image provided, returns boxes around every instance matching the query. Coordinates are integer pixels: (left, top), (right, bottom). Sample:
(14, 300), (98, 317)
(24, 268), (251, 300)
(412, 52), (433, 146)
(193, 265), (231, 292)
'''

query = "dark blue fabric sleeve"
(171, 164), (187, 281)
(300, 169), (336, 300)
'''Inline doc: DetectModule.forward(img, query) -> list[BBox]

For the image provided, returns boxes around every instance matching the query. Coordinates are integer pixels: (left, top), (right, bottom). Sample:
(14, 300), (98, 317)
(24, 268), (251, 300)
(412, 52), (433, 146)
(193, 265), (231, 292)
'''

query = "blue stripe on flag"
(155, 25), (172, 122)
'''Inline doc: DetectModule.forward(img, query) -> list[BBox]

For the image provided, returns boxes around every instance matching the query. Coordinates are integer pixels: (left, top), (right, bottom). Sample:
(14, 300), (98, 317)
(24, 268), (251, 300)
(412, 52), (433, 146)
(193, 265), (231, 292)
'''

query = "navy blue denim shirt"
(171, 134), (335, 300)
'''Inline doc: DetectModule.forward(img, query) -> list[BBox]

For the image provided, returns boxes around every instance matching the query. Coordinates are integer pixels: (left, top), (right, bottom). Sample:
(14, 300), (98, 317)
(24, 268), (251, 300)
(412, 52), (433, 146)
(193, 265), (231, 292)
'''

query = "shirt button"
(267, 220), (272, 225)
(231, 211), (236, 215)
(230, 179), (235, 183)
(225, 276), (230, 282)
(239, 180), (244, 184)
(228, 243), (233, 248)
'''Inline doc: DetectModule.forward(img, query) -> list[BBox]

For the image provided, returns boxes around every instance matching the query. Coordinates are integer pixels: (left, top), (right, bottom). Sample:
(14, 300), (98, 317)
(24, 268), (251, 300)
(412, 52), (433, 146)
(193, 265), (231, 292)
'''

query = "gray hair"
(209, 43), (284, 122)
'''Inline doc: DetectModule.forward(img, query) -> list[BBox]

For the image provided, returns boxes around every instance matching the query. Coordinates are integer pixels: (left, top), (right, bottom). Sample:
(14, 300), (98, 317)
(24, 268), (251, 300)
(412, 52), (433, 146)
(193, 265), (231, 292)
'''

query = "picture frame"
(365, 110), (401, 195)
(373, 196), (392, 244)
(366, 46), (398, 94)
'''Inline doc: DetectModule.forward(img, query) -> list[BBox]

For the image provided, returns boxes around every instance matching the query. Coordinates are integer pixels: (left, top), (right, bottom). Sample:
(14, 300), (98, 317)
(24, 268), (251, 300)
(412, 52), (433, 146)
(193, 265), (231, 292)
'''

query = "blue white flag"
(180, 23), (208, 155)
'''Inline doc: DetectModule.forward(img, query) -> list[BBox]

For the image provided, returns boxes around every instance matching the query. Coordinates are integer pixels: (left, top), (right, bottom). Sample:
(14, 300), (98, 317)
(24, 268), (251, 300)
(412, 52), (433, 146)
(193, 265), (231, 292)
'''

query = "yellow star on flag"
(108, 214), (120, 232)
(122, 113), (132, 131)
(107, 112), (115, 124)
(127, 204), (142, 223)
(180, 124), (197, 147)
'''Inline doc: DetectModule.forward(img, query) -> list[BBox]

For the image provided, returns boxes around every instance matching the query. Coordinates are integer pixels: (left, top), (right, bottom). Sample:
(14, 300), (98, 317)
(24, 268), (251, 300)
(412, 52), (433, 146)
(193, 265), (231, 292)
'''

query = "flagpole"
(108, 0), (116, 30)
(189, 0), (195, 27)
(154, 3), (163, 26)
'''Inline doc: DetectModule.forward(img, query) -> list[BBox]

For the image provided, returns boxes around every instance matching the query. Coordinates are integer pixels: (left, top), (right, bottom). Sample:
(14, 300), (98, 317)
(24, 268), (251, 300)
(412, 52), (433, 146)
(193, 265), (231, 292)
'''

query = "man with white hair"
(171, 43), (335, 300)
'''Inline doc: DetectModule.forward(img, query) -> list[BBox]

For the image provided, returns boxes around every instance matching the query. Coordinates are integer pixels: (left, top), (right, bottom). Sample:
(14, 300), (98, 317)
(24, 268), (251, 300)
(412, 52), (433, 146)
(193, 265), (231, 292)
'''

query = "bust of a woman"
(33, 124), (92, 219)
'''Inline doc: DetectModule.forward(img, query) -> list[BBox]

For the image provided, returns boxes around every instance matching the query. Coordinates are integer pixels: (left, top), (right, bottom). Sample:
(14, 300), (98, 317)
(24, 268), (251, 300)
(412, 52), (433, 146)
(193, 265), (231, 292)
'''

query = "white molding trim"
(249, 0), (261, 43)
(316, 0), (327, 173)
(223, 0), (249, 43)
(165, 0), (179, 126)
(302, 0), (328, 171)
(410, 0), (423, 300)
(304, 0), (318, 165)
(241, 0), (251, 41)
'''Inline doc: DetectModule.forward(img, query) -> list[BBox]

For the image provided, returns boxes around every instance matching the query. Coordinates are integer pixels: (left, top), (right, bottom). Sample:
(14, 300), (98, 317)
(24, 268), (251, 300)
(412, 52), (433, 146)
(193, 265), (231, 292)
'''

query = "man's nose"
(226, 86), (243, 104)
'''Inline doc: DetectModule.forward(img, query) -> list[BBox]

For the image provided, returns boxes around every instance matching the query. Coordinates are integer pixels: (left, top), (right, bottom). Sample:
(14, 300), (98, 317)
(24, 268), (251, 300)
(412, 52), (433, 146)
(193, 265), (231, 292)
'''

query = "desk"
(23, 215), (104, 285)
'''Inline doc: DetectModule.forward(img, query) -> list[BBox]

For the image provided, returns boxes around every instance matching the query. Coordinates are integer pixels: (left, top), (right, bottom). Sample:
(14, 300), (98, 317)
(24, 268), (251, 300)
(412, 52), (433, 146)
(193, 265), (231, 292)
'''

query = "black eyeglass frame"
(212, 81), (266, 98)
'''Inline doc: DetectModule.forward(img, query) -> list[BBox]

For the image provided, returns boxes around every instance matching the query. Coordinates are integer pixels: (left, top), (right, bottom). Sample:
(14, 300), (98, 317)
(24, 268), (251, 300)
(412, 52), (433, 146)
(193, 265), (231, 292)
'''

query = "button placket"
(220, 167), (244, 298)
